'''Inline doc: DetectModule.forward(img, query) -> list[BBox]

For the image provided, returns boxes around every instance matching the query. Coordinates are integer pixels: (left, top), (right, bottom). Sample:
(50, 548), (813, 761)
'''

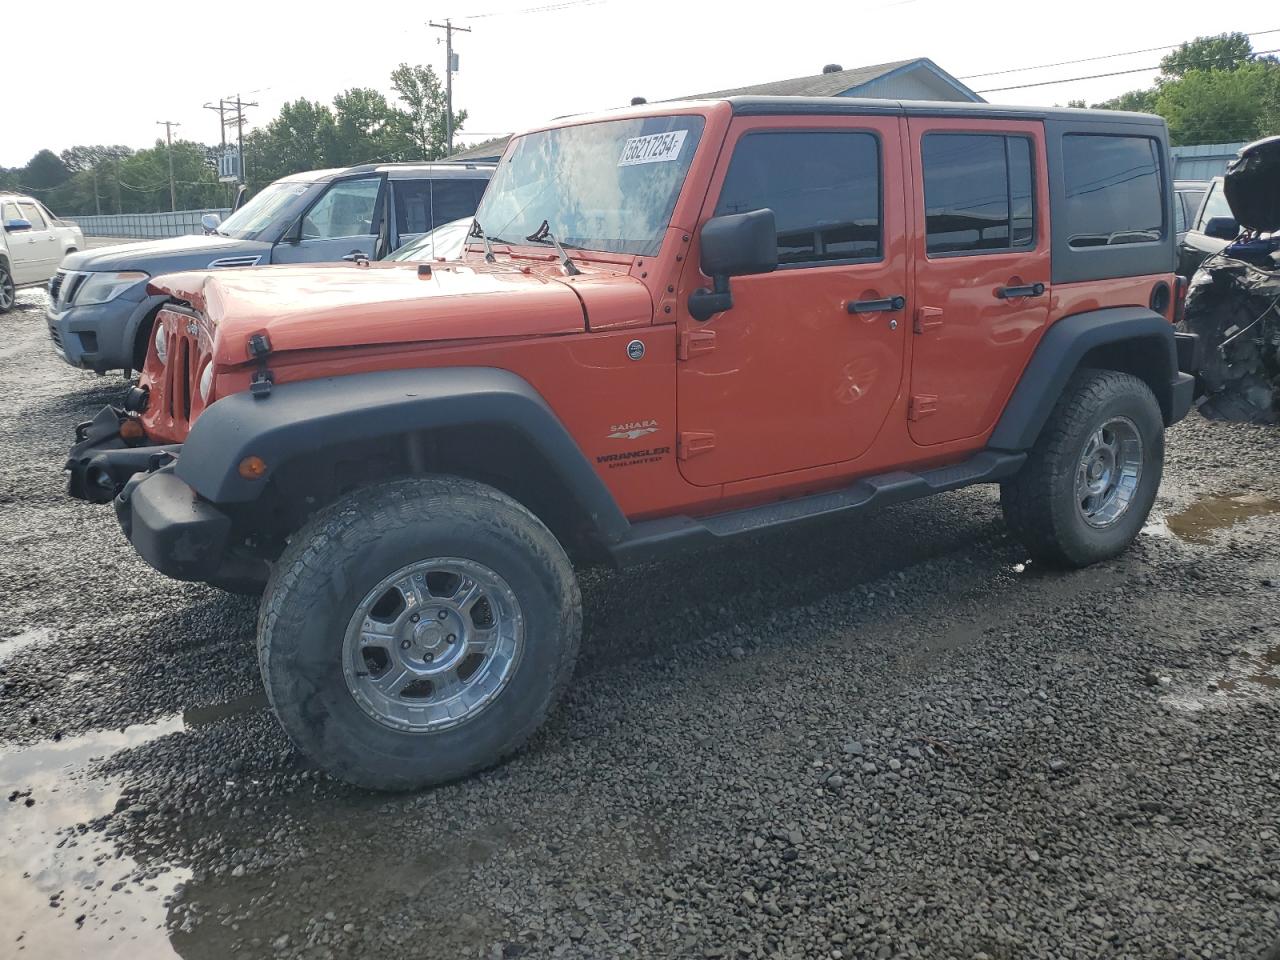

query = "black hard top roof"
(723, 95), (1165, 127)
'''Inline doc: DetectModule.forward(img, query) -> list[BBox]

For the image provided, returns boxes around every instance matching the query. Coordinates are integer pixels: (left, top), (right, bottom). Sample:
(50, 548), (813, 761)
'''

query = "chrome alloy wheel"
(0, 269), (14, 311)
(342, 558), (524, 733)
(1076, 416), (1143, 528)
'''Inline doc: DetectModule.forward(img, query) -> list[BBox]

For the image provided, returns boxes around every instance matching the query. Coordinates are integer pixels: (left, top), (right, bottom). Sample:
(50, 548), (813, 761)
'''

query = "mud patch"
(1147, 492), (1280, 543)
(0, 627), (54, 661)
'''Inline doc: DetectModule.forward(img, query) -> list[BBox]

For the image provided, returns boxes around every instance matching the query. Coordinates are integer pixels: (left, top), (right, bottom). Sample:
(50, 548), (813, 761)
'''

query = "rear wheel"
(257, 476), (581, 791)
(0, 263), (14, 313)
(1001, 369), (1163, 568)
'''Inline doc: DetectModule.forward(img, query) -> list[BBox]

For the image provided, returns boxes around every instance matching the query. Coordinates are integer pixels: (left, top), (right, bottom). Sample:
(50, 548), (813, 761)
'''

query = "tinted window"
(922, 134), (1034, 255)
(715, 131), (881, 265)
(431, 180), (483, 230)
(1174, 194), (1188, 233)
(393, 181), (432, 236)
(1062, 135), (1164, 247)
(301, 178), (380, 240)
(19, 202), (47, 230)
(1197, 182), (1233, 230)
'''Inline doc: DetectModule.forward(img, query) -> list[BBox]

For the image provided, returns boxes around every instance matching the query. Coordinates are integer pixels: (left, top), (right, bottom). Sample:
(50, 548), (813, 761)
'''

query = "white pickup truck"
(0, 192), (84, 313)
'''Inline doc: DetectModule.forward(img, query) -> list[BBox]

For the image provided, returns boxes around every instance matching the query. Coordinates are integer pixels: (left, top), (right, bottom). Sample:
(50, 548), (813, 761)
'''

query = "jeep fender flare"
(988, 306), (1194, 452)
(175, 366), (631, 545)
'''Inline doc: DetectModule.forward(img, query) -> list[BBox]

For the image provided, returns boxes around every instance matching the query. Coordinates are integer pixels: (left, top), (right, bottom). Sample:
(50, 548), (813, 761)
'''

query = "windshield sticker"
(618, 130), (688, 167)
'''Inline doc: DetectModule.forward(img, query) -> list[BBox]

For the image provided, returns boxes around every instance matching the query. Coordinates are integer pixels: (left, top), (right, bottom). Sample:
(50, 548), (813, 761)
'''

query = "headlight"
(154, 324), (168, 366)
(198, 361), (215, 403)
(73, 271), (148, 306)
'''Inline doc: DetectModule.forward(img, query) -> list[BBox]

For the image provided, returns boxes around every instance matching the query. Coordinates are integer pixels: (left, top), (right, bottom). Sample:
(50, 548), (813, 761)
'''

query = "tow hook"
(123, 383), (149, 413)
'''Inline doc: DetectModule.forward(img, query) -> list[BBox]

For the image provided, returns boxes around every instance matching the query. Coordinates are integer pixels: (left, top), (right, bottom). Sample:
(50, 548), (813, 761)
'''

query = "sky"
(2, 0), (1273, 168)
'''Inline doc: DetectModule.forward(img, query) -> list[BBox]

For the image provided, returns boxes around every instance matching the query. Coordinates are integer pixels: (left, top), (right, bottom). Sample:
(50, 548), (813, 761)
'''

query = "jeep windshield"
(214, 179), (316, 240)
(473, 115), (705, 258)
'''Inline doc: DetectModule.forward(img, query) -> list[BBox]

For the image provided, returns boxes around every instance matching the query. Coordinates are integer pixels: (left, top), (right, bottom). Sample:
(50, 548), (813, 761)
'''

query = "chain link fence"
(68, 208), (232, 239)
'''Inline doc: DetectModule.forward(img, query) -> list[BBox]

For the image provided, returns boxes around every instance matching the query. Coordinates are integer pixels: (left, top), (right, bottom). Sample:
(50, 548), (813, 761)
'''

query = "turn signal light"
(119, 419), (145, 441)
(238, 456), (268, 480)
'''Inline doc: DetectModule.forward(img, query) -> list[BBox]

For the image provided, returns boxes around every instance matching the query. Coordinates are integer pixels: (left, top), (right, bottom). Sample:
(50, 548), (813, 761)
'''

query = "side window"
(1062, 135), (1164, 247)
(392, 180), (432, 237)
(1197, 182), (1233, 230)
(19, 203), (47, 230)
(1, 202), (21, 223)
(1174, 194), (1188, 234)
(921, 133), (1035, 255)
(301, 178), (381, 240)
(430, 180), (483, 230)
(38, 202), (58, 224)
(714, 130), (881, 265)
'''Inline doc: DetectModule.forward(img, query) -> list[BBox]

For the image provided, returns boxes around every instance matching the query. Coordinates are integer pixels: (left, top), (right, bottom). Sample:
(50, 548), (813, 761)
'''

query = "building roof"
(690, 58), (982, 102)
(446, 136), (512, 162)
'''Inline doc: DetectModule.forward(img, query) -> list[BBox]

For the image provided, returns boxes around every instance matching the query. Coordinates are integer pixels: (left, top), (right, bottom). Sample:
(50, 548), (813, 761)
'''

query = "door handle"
(847, 295), (905, 314)
(995, 282), (1045, 299)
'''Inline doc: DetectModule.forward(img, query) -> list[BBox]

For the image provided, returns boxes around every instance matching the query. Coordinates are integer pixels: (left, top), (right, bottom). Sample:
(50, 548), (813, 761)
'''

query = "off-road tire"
(0, 262), (14, 314)
(1000, 369), (1163, 568)
(257, 475), (581, 791)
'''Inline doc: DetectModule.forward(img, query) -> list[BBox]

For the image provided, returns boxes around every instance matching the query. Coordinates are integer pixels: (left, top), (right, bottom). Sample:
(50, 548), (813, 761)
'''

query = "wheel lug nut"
(424, 653), (433, 662)
(446, 634), (456, 644)
(410, 613), (420, 623)
(400, 640), (411, 650)
(437, 610), (448, 620)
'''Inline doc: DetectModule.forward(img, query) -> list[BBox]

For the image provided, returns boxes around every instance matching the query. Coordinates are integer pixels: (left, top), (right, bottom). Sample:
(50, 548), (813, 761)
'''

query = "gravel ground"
(2, 284), (1280, 960)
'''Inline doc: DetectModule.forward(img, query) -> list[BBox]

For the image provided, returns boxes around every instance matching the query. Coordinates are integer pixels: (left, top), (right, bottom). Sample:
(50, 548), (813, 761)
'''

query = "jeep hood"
(150, 260), (651, 365)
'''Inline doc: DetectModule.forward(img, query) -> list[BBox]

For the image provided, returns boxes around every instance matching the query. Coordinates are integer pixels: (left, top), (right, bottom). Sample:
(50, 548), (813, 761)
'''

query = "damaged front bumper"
(67, 406), (232, 581)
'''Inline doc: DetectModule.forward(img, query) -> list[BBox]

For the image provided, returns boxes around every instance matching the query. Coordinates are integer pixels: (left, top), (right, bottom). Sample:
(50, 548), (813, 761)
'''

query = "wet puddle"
(1162, 644), (1280, 713)
(0, 690), (268, 958)
(1218, 645), (1280, 693)
(1146, 492), (1280, 543)
(1, 717), (188, 958)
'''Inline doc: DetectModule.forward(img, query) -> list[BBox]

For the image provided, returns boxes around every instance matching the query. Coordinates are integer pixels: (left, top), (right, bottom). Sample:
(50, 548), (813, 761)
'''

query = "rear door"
(676, 114), (909, 486)
(906, 118), (1051, 446)
(18, 202), (61, 279)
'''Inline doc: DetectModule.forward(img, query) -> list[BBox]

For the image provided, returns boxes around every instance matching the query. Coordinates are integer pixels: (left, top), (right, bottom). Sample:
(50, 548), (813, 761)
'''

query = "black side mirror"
(4, 218), (32, 233)
(1203, 216), (1238, 241)
(688, 209), (777, 322)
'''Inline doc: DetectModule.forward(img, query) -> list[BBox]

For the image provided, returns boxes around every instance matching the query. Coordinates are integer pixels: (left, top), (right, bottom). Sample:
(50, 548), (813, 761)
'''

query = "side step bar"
(608, 450), (1026, 568)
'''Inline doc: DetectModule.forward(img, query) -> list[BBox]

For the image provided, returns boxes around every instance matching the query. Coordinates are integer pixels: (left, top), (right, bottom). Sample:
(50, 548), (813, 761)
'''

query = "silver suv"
(47, 162), (492, 373)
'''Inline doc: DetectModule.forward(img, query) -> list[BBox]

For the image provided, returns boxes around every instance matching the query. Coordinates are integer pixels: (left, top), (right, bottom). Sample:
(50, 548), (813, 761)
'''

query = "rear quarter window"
(1062, 135), (1165, 248)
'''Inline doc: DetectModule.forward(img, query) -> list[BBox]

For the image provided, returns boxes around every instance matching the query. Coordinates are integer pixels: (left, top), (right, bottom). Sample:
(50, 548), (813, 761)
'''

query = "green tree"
(21, 149), (71, 191)
(59, 144), (134, 174)
(1091, 89), (1157, 113)
(390, 62), (466, 160)
(245, 98), (340, 187)
(1155, 60), (1280, 145)
(1159, 32), (1254, 79)
(331, 88), (414, 165)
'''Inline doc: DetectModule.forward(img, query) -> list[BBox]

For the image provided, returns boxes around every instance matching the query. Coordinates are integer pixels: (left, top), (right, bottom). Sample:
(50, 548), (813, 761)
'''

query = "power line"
(977, 48), (1280, 94)
(456, 0), (604, 19)
(960, 27), (1280, 80)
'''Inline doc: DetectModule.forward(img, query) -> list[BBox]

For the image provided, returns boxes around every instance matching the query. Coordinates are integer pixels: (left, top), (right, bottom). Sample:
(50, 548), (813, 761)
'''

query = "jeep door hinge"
(677, 329), (716, 361)
(677, 431), (716, 460)
(914, 306), (943, 335)
(908, 395), (938, 420)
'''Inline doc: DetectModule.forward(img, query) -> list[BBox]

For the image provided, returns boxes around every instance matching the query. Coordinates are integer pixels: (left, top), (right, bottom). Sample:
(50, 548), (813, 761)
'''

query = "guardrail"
(68, 209), (232, 239)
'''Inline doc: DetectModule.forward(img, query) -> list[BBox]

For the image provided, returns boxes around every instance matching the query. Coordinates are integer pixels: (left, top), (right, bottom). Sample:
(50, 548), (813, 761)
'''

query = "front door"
(676, 116), (908, 487)
(3, 200), (44, 284)
(905, 119), (1052, 446)
(271, 176), (385, 264)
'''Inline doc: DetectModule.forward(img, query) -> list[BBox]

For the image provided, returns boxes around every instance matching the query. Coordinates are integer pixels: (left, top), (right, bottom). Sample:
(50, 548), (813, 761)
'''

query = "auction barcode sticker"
(618, 130), (688, 167)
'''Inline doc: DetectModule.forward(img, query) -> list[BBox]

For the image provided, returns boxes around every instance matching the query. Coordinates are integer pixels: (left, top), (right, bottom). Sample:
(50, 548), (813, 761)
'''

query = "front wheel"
(1000, 369), (1164, 568)
(258, 476), (582, 791)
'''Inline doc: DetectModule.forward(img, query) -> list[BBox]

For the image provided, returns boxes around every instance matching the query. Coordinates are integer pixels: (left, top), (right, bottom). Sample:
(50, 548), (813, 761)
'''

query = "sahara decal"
(607, 419), (659, 441)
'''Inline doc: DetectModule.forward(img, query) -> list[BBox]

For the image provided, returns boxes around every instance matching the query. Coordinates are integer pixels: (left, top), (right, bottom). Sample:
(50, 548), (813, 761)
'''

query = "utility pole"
(91, 167), (102, 216)
(231, 93), (257, 187)
(428, 19), (470, 155)
(157, 120), (181, 211)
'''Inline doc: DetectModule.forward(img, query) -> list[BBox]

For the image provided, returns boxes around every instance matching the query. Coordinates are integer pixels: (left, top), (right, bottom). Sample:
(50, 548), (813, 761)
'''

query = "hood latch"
(247, 332), (274, 399)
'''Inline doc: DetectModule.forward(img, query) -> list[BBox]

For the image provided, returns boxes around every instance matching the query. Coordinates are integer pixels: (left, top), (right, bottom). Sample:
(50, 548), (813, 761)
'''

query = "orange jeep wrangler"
(67, 97), (1197, 789)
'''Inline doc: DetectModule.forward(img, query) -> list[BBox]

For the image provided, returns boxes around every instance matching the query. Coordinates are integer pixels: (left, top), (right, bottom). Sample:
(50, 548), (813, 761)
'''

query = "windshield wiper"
(525, 220), (581, 276)
(469, 218), (497, 263)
